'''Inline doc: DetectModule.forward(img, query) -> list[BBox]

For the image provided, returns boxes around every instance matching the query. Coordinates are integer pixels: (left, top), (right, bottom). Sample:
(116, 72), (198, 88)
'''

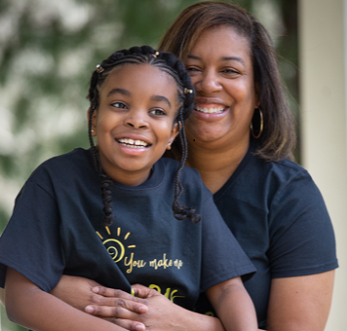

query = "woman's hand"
(86, 284), (225, 331)
(50, 275), (148, 331)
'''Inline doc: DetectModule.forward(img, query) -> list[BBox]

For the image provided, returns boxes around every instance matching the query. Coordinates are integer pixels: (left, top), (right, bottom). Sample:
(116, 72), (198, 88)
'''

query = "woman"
(12, 2), (338, 330)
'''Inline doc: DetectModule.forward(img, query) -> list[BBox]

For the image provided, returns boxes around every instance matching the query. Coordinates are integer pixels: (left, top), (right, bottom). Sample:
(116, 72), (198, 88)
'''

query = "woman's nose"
(194, 70), (222, 95)
(124, 111), (149, 129)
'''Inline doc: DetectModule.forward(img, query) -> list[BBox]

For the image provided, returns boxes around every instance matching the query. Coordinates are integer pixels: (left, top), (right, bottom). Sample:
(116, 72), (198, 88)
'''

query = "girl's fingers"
(87, 295), (148, 314)
(93, 287), (141, 300)
(85, 305), (144, 319)
(107, 318), (146, 331)
(131, 284), (160, 299)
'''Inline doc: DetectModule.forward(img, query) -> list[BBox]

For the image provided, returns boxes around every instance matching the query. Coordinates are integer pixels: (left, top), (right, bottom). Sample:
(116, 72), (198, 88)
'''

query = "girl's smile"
(91, 63), (179, 186)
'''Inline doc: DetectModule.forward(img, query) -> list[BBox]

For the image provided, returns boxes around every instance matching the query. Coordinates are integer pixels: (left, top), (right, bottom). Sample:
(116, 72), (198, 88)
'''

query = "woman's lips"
(195, 105), (225, 114)
(192, 103), (229, 120)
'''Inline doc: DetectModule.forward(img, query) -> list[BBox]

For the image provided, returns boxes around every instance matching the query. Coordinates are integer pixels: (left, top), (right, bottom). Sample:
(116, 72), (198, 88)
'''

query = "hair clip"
(184, 88), (193, 94)
(96, 64), (104, 73)
(152, 51), (160, 58)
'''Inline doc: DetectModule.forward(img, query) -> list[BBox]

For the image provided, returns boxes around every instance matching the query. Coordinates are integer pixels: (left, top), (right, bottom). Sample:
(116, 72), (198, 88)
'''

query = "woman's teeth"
(118, 138), (149, 148)
(195, 106), (225, 114)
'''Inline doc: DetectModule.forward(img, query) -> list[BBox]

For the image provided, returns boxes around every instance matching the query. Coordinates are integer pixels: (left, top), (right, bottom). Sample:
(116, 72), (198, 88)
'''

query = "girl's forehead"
(99, 63), (180, 105)
(104, 63), (176, 88)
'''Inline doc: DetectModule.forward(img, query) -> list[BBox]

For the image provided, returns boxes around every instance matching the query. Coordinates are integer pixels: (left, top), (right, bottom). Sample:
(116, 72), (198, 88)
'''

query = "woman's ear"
(255, 83), (261, 108)
(87, 108), (97, 136)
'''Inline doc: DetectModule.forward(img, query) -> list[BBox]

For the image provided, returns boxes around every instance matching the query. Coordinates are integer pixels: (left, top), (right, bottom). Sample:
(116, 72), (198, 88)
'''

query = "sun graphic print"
(96, 226), (136, 264)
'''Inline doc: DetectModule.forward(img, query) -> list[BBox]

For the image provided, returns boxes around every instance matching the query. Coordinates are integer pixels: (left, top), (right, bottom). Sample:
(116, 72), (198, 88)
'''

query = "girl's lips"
(114, 134), (152, 156)
(116, 140), (150, 156)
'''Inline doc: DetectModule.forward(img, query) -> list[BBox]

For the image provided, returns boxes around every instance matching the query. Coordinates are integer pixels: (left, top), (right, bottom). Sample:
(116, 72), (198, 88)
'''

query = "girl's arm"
(87, 283), (263, 331)
(5, 267), (138, 331)
(50, 275), (148, 314)
(89, 284), (225, 331)
(267, 271), (335, 331)
(206, 277), (257, 331)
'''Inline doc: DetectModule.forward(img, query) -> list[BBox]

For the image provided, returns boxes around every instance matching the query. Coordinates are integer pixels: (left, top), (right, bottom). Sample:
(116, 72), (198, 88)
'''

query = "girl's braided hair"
(87, 45), (201, 226)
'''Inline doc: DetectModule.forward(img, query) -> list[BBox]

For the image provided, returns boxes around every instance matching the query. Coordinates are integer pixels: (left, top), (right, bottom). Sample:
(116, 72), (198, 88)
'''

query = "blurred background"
(1, 0), (346, 330)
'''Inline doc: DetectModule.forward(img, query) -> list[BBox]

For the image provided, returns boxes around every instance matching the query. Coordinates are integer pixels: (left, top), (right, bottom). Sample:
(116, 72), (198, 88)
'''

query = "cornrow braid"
(87, 45), (200, 225)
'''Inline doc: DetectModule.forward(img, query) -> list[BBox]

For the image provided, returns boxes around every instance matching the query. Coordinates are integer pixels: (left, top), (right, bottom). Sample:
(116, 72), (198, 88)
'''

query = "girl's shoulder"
(159, 157), (212, 203)
(26, 148), (94, 186)
(160, 157), (205, 186)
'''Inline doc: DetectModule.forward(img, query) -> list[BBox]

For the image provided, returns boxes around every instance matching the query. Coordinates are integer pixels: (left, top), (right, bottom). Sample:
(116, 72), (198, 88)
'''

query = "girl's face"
(91, 63), (179, 186)
(184, 25), (258, 151)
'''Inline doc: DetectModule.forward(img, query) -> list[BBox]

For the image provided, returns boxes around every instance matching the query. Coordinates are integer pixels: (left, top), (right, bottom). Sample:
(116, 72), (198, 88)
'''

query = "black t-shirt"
(0, 148), (255, 310)
(196, 141), (338, 328)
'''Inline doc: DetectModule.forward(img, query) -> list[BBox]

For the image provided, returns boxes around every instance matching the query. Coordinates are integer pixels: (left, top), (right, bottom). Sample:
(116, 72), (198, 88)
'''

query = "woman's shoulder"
(248, 153), (313, 189)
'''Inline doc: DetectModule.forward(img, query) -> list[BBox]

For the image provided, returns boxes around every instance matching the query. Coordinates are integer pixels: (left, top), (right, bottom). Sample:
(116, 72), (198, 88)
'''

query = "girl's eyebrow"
(187, 54), (245, 65)
(107, 88), (130, 97)
(151, 95), (171, 108)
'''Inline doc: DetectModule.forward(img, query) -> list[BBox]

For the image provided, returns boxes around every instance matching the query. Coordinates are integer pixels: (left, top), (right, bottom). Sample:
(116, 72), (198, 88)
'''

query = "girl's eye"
(150, 108), (166, 116)
(112, 102), (127, 109)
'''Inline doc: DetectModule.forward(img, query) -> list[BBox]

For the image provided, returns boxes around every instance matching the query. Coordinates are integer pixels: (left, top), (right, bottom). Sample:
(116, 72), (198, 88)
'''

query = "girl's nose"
(124, 111), (149, 129)
(194, 70), (222, 95)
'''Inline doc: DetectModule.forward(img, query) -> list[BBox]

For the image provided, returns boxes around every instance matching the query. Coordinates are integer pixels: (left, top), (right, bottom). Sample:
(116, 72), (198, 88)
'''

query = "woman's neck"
(186, 139), (250, 194)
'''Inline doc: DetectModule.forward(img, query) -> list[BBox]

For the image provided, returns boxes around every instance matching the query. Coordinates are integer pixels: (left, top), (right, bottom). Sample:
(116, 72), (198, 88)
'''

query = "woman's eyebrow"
(151, 95), (171, 108)
(107, 88), (130, 97)
(221, 56), (245, 65)
(187, 54), (245, 65)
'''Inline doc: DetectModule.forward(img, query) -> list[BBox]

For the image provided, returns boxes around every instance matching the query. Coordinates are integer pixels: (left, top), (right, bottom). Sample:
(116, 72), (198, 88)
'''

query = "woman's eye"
(150, 109), (165, 116)
(186, 66), (200, 73)
(221, 68), (239, 75)
(112, 102), (127, 109)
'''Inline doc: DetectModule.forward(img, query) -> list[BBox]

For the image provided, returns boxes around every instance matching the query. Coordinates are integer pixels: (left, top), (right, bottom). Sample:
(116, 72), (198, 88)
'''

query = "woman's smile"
(184, 25), (258, 147)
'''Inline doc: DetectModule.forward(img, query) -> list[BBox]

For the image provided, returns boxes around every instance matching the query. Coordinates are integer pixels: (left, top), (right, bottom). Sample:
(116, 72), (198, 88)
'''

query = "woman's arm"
(5, 268), (131, 331)
(0, 287), (5, 305)
(267, 271), (335, 331)
(206, 277), (257, 331)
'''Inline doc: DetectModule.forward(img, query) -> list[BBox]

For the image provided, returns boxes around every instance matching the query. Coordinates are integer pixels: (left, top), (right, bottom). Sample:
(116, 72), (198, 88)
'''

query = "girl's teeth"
(118, 138), (149, 148)
(196, 106), (224, 114)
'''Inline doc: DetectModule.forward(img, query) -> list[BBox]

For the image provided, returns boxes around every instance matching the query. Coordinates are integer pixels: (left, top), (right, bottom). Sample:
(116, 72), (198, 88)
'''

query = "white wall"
(299, 0), (347, 329)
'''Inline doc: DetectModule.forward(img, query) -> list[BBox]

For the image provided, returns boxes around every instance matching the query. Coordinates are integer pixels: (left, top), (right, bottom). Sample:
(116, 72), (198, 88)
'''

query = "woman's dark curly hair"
(87, 45), (200, 226)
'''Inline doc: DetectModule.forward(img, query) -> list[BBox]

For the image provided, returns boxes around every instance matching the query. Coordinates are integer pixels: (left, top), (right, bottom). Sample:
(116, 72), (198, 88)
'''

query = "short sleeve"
(268, 171), (338, 277)
(0, 180), (65, 292)
(200, 192), (256, 292)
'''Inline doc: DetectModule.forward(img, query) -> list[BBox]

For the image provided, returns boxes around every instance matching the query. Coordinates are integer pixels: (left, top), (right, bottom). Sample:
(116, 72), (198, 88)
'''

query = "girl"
(0, 46), (257, 331)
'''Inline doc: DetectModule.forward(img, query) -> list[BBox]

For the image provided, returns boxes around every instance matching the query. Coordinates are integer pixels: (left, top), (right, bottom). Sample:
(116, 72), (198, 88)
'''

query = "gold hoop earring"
(250, 108), (263, 139)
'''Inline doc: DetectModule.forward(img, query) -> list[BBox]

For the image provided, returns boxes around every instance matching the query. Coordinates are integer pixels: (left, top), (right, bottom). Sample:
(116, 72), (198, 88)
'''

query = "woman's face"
(184, 25), (258, 150)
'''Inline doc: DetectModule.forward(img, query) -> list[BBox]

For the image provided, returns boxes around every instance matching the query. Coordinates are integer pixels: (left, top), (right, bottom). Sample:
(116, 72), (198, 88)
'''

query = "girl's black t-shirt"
(0, 148), (255, 311)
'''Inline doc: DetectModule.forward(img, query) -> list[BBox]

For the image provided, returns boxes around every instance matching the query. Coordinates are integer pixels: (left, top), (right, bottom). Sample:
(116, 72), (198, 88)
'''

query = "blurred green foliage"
(0, 0), (297, 330)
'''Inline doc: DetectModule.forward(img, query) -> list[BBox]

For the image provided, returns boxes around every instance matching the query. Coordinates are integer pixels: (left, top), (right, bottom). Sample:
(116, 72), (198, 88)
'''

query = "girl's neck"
(186, 139), (250, 194)
(98, 155), (153, 187)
